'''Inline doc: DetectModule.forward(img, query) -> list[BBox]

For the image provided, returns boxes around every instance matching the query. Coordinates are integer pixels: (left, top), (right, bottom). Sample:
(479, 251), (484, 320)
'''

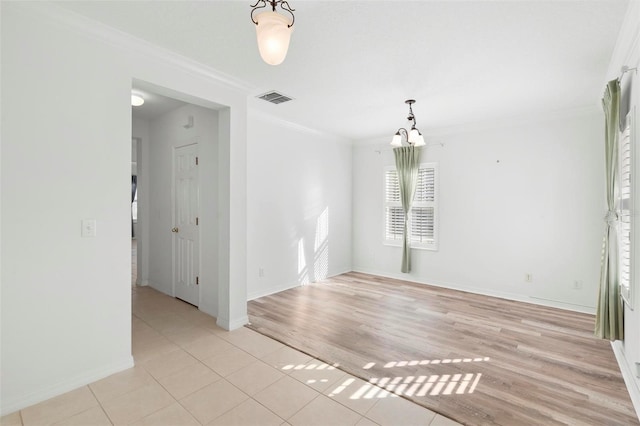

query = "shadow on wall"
(298, 207), (330, 285)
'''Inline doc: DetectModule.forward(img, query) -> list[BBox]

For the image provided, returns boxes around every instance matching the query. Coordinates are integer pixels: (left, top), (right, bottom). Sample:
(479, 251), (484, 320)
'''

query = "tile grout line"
(187, 329), (322, 425)
(196, 339), (281, 425)
(85, 384), (115, 425)
(144, 299), (355, 424)
(247, 375), (308, 424)
(136, 330), (214, 424)
(277, 362), (371, 425)
(131, 288), (386, 425)
(133, 349), (202, 424)
(135, 308), (276, 425)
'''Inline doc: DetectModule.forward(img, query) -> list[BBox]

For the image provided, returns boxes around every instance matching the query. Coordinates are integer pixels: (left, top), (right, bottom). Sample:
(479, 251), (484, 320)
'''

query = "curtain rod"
(374, 142), (444, 154)
(619, 66), (637, 80)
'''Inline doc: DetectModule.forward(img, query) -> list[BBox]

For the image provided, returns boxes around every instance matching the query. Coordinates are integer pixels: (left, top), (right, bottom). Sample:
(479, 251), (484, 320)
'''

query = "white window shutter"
(619, 112), (633, 305)
(384, 163), (438, 250)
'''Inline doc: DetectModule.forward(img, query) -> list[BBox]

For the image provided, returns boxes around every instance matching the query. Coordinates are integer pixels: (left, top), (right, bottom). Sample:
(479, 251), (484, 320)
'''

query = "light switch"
(82, 219), (97, 237)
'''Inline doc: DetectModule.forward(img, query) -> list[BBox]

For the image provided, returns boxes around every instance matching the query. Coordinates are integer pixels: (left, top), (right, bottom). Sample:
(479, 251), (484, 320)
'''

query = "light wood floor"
(248, 272), (639, 426)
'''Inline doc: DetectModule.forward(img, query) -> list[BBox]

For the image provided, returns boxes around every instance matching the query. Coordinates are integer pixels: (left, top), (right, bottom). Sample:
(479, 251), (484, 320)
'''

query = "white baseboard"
(611, 341), (640, 421)
(0, 356), (134, 416)
(198, 301), (218, 319)
(217, 315), (250, 331)
(247, 281), (300, 301)
(329, 267), (354, 278)
(247, 268), (354, 301)
(146, 281), (172, 297)
(351, 267), (596, 314)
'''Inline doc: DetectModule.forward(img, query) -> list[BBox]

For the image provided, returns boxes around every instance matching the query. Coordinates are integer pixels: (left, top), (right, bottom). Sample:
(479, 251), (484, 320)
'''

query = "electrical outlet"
(573, 280), (583, 290)
(525, 273), (532, 282)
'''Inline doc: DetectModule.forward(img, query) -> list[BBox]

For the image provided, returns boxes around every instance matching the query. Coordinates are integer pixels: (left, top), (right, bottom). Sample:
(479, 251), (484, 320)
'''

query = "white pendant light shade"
(255, 11), (293, 66)
(409, 129), (426, 146)
(391, 133), (403, 147)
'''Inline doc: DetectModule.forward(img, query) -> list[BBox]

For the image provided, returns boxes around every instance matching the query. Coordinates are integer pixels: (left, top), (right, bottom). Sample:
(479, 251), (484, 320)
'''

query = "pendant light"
(391, 100), (426, 147)
(250, 0), (295, 66)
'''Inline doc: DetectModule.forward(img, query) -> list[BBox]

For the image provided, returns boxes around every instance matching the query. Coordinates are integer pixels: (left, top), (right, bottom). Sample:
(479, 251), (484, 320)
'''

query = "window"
(619, 109), (634, 306)
(384, 163), (438, 250)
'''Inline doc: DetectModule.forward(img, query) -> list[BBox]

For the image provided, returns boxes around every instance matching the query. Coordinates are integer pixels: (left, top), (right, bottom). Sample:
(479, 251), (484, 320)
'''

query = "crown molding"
(248, 108), (353, 145)
(12, 2), (256, 94)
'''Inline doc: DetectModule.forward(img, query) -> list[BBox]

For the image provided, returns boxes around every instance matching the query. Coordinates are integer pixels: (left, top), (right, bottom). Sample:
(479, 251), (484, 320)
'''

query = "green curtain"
(595, 79), (624, 341)
(393, 146), (421, 273)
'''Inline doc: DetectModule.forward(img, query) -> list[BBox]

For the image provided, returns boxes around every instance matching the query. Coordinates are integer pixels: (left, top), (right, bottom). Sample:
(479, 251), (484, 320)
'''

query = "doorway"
(132, 137), (140, 287)
(131, 82), (220, 314)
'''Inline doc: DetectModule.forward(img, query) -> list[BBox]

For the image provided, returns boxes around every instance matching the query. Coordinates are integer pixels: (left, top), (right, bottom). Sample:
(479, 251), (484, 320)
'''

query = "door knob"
(171, 227), (179, 233)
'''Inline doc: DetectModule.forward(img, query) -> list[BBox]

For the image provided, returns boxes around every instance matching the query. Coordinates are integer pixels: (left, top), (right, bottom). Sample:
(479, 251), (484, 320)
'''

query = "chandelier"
(250, 0), (295, 66)
(391, 100), (425, 147)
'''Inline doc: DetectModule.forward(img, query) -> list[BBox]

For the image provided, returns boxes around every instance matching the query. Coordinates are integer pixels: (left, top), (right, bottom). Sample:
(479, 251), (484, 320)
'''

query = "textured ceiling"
(56, 1), (629, 141)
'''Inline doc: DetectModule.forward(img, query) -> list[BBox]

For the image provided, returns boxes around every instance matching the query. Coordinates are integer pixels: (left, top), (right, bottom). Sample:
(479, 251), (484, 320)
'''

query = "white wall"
(353, 111), (604, 313)
(146, 104), (220, 316)
(605, 0), (640, 418)
(246, 111), (352, 300)
(1, 4), (133, 414)
(0, 2), (249, 414)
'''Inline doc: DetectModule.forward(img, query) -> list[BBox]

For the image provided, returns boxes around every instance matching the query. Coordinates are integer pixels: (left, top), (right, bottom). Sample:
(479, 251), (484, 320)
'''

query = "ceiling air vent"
(257, 91), (293, 105)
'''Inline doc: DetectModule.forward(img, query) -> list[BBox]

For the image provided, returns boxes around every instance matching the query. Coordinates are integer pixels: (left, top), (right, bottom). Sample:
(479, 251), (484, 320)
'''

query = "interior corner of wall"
(198, 302), (218, 320)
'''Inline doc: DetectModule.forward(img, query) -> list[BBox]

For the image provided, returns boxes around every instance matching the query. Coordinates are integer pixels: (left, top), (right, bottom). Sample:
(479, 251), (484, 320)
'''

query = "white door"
(173, 143), (199, 306)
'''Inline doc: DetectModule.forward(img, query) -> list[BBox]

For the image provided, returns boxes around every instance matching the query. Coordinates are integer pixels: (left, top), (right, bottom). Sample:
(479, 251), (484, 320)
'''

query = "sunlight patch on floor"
(325, 373), (483, 400)
(280, 358), (486, 400)
(362, 357), (491, 370)
(281, 361), (341, 371)
(320, 356), (492, 399)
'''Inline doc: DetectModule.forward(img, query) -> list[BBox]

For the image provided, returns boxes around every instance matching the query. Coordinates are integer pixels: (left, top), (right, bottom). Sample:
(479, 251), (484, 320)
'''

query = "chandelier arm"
(250, 0), (268, 25)
(392, 100), (424, 146)
(279, 1), (296, 27)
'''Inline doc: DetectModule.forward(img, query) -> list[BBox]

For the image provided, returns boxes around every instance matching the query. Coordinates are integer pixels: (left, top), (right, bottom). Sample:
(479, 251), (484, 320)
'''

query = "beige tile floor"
(1, 286), (462, 426)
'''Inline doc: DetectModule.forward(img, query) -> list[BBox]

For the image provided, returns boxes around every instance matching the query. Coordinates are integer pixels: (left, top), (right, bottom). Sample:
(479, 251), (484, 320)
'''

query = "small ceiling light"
(131, 94), (145, 107)
(391, 99), (425, 147)
(250, 0), (295, 66)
